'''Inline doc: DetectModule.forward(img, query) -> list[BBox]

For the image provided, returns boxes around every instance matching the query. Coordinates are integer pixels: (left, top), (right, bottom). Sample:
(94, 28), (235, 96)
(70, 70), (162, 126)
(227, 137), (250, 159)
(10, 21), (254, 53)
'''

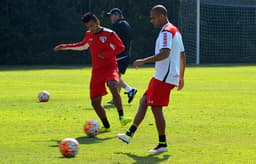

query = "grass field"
(0, 65), (256, 164)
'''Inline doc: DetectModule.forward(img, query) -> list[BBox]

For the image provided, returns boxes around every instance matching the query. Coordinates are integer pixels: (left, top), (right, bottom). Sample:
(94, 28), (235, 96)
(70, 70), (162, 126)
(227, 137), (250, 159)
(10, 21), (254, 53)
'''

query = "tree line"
(0, 0), (180, 65)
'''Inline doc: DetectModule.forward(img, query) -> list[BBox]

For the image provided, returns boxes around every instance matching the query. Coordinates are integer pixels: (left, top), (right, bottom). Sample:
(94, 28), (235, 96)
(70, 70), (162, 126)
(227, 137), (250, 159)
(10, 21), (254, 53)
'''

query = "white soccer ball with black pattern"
(59, 138), (79, 158)
(38, 90), (50, 102)
(83, 120), (100, 137)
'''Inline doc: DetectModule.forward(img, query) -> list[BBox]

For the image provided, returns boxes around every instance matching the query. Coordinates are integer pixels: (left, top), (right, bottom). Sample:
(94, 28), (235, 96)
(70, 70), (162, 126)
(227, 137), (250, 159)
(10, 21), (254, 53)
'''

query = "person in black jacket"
(107, 8), (137, 104)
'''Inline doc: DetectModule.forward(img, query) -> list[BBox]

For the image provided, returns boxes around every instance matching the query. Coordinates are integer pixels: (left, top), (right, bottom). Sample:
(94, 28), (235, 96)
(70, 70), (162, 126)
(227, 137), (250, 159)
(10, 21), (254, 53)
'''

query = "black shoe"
(107, 100), (114, 105)
(125, 89), (137, 104)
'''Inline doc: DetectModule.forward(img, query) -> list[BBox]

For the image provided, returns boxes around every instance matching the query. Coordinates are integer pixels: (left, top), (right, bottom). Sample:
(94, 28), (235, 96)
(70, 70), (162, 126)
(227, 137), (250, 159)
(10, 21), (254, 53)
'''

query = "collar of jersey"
(161, 22), (171, 32)
(94, 28), (104, 35)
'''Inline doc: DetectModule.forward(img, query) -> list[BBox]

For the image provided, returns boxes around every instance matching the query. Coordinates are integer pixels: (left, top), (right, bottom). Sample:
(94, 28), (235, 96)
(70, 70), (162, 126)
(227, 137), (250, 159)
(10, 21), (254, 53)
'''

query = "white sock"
(125, 86), (133, 92)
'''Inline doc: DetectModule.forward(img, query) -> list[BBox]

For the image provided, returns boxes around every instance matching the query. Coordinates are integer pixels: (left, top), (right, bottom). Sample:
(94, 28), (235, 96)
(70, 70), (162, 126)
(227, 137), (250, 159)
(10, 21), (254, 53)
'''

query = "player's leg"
(117, 73), (122, 93)
(132, 95), (148, 126)
(107, 80), (132, 126)
(146, 78), (174, 153)
(90, 72), (111, 132)
(91, 96), (105, 119)
(91, 96), (111, 132)
(118, 57), (137, 103)
(107, 73), (122, 104)
(148, 106), (168, 153)
(118, 78), (154, 143)
(120, 78), (137, 104)
(107, 80), (123, 112)
(118, 95), (148, 143)
(151, 106), (165, 136)
(118, 73), (129, 90)
(107, 72), (137, 105)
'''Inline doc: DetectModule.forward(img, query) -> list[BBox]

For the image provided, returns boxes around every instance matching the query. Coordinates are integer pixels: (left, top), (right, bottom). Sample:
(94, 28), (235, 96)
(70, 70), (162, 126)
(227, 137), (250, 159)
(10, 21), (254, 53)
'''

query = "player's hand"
(177, 78), (184, 91)
(53, 45), (64, 51)
(133, 59), (145, 68)
(98, 53), (105, 59)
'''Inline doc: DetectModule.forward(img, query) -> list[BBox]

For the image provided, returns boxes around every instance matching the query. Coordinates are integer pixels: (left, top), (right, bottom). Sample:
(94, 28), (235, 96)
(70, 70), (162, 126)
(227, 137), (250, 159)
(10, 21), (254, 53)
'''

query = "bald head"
(150, 5), (169, 28)
(151, 5), (167, 17)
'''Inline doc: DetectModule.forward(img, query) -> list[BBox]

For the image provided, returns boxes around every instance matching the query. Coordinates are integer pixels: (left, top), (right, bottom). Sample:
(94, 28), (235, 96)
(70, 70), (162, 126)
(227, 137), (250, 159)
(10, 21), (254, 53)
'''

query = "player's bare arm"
(53, 44), (65, 51)
(133, 48), (170, 68)
(53, 39), (89, 51)
(178, 51), (186, 91)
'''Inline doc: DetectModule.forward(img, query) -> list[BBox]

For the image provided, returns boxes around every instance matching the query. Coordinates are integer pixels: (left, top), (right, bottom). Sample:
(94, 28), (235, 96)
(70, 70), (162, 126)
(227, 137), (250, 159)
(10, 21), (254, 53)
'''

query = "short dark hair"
(151, 5), (167, 16)
(82, 12), (98, 23)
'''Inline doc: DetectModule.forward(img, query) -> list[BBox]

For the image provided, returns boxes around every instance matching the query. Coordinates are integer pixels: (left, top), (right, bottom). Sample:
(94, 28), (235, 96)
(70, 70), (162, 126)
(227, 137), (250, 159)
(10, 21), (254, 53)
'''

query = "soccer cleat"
(148, 146), (168, 153)
(117, 134), (131, 144)
(125, 88), (138, 104)
(120, 116), (132, 126)
(100, 127), (111, 133)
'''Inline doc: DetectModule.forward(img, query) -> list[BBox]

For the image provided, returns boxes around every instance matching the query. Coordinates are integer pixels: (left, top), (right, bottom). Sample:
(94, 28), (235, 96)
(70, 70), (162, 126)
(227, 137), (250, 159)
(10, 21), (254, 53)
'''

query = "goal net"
(179, 0), (256, 64)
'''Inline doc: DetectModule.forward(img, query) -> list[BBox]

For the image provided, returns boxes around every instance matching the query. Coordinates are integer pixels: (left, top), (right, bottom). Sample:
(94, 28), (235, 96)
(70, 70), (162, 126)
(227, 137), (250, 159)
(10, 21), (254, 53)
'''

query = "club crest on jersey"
(99, 36), (107, 43)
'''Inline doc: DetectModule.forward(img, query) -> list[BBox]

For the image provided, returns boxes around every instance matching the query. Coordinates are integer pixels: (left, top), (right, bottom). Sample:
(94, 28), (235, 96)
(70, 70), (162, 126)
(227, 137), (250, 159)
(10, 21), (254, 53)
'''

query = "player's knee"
(107, 81), (117, 88)
(140, 96), (147, 106)
(151, 106), (163, 114)
(91, 100), (97, 108)
(91, 98), (99, 108)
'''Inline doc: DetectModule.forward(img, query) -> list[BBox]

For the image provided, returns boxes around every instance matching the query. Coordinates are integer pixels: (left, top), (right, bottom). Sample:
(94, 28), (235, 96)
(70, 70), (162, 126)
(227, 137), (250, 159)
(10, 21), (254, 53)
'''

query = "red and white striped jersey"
(154, 23), (185, 85)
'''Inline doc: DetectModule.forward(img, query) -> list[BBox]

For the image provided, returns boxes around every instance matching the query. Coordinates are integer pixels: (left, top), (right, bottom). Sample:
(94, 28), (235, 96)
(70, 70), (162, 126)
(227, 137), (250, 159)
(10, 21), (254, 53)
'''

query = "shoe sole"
(148, 149), (168, 153)
(118, 137), (129, 144)
(128, 89), (138, 104)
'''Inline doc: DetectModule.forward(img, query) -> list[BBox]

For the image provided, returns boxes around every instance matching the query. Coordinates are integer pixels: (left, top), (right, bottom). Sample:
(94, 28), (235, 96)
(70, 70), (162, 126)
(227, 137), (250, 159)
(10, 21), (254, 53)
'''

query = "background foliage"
(0, 0), (180, 65)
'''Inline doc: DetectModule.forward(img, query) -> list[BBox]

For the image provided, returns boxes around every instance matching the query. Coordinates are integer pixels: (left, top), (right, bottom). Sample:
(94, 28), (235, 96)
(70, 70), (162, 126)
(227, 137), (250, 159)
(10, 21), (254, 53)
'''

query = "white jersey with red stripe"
(154, 23), (185, 86)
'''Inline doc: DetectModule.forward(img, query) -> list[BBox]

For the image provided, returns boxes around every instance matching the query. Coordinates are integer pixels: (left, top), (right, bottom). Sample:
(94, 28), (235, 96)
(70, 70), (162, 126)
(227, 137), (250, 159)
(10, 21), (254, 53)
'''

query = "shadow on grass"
(83, 104), (132, 110)
(76, 136), (116, 144)
(49, 139), (61, 148)
(48, 136), (115, 147)
(115, 152), (170, 164)
(104, 104), (132, 109)
(103, 104), (116, 109)
(57, 156), (76, 159)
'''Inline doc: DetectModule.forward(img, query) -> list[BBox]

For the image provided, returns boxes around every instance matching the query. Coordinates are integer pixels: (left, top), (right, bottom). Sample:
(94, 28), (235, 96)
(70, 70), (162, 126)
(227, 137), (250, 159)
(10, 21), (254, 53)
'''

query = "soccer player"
(54, 13), (132, 132)
(117, 5), (186, 153)
(106, 8), (137, 104)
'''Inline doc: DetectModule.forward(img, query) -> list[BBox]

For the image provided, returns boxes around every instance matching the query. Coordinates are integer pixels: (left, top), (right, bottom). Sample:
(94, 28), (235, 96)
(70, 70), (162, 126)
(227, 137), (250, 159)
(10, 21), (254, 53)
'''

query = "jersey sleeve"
(102, 32), (125, 59)
(177, 32), (185, 52)
(60, 33), (89, 51)
(111, 32), (125, 55)
(158, 31), (172, 50)
(179, 36), (185, 52)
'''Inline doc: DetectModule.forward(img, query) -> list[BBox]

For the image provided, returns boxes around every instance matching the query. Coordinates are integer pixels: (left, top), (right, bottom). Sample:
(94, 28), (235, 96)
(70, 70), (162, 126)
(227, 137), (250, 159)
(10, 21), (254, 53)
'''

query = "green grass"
(0, 65), (256, 164)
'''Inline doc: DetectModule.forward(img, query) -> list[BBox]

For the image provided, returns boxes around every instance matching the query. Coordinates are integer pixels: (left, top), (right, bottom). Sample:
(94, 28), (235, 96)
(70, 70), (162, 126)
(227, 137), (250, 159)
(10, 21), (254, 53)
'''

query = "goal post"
(179, 0), (256, 64)
(196, 0), (200, 64)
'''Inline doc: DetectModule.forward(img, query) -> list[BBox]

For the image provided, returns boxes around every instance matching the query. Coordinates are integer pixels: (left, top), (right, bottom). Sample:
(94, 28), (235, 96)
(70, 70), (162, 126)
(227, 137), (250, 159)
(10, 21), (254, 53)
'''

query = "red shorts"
(90, 68), (119, 99)
(144, 77), (175, 107)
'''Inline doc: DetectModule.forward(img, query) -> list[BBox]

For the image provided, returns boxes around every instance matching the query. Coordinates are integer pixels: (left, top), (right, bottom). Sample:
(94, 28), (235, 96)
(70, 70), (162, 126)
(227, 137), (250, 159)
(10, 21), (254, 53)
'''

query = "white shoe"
(148, 147), (168, 153)
(117, 134), (131, 144)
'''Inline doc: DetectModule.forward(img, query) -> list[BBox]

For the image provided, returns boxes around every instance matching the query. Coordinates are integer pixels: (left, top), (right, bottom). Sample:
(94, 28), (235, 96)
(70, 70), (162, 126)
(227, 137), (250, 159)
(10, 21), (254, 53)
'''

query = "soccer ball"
(83, 120), (100, 137)
(59, 138), (79, 158)
(38, 90), (50, 102)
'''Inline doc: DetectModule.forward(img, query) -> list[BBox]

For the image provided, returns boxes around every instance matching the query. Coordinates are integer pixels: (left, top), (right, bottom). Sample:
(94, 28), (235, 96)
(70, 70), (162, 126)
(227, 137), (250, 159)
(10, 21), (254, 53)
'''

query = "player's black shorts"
(117, 54), (130, 75)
